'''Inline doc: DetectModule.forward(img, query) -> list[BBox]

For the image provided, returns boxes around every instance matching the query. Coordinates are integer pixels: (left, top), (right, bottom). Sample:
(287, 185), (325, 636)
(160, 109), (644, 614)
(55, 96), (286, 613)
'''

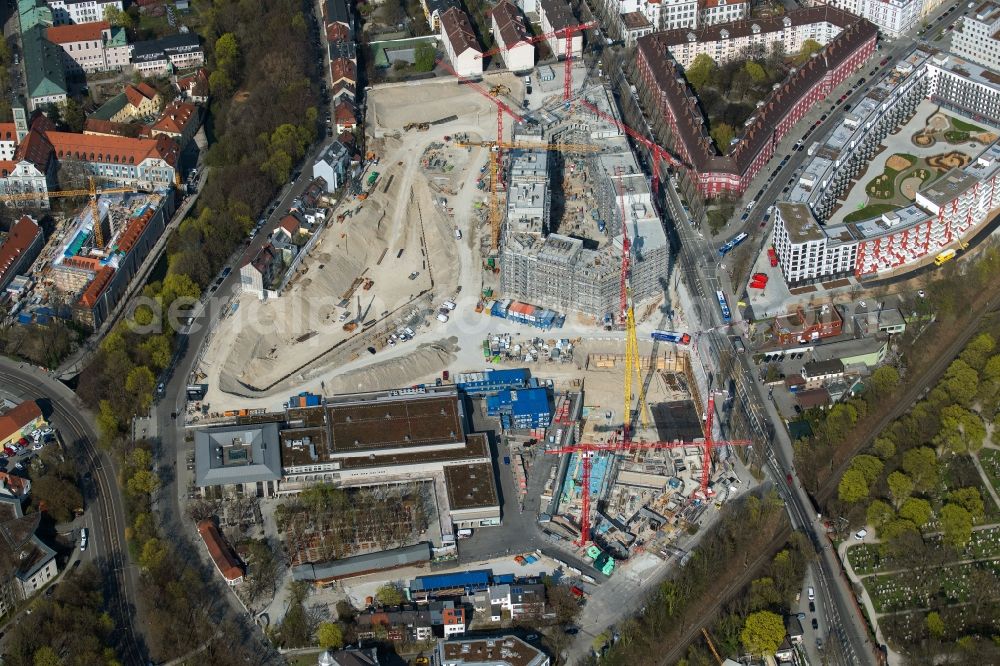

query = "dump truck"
(367, 172), (380, 187)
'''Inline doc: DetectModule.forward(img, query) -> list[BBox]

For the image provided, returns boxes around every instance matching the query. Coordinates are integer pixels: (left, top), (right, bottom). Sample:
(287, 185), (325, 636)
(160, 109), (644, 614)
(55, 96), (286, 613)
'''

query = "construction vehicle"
(489, 84), (511, 97)
(437, 58), (524, 254)
(0, 177), (141, 248)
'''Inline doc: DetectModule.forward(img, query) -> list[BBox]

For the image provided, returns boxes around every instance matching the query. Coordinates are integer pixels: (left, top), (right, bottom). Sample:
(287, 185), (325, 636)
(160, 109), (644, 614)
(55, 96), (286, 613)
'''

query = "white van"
(436, 313), (449, 323)
(854, 529), (868, 540)
(807, 586), (815, 600)
(454, 228), (462, 240)
(80, 528), (88, 552)
(442, 300), (457, 311)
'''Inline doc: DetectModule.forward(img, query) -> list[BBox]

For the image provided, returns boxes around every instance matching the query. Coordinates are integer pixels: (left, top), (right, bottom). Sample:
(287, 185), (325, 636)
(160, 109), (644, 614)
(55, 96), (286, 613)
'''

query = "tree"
(139, 335), (172, 370)
(797, 39), (823, 61)
(125, 365), (155, 413)
(850, 455), (884, 486)
(887, 471), (914, 507)
(898, 497), (932, 528)
(947, 487), (985, 521)
(838, 469), (869, 503)
(414, 42), (436, 72)
(30, 475), (82, 523)
(685, 54), (716, 92)
(867, 499), (894, 532)
(926, 611), (945, 638)
(870, 366), (900, 397)
(139, 537), (168, 572)
(214, 33), (241, 78)
(60, 99), (86, 133)
(942, 359), (979, 406)
(33, 647), (61, 666)
(959, 332), (995, 371)
(902, 447), (938, 493)
(935, 404), (985, 454)
(316, 622), (343, 650)
(873, 436), (896, 460)
(375, 583), (403, 606)
(744, 61), (768, 84)
(740, 611), (785, 656)
(103, 5), (133, 28)
(126, 469), (160, 497)
(710, 123), (735, 153)
(940, 503), (973, 548)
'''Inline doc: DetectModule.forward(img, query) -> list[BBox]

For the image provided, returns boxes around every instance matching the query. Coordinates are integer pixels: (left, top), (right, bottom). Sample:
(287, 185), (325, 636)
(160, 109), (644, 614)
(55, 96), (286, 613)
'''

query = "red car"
(17, 438), (28, 449)
(3, 447), (14, 457)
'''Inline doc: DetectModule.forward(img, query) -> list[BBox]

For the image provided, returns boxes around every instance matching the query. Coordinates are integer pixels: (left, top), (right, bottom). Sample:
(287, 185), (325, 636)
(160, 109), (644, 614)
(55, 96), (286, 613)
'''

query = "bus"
(718, 232), (748, 257)
(717, 290), (731, 323)
(651, 330), (692, 345)
(934, 248), (956, 266)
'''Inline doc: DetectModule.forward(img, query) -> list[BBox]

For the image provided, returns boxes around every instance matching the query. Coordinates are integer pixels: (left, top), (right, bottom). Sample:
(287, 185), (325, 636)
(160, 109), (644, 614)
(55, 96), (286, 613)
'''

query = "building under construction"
(15, 191), (173, 329)
(498, 85), (668, 319)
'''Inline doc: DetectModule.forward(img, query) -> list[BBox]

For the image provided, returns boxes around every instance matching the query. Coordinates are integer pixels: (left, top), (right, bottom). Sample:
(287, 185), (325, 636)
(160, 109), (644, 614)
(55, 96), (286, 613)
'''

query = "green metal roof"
(106, 26), (127, 48)
(90, 92), (128, 121)
(21, 25), (66, 101)
(17, 0), (52, 31)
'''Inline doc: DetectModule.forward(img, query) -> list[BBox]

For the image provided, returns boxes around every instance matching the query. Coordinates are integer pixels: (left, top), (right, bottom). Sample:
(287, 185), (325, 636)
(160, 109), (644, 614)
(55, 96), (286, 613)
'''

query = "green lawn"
(866, 166), (902, 200)
(980, 449), (1000, 495)
(951, 118), (986, 133)
(944, 130), (972, 144)
(844, 203), (898, 223)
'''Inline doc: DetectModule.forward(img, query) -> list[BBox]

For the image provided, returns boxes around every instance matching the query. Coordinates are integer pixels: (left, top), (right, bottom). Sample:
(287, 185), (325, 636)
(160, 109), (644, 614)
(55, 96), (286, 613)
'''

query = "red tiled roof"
(0, 216), (41, 285)
(278, 214), (300, 235)
(78, 265), (114, 308)
(492, 0), (530, 48)
(331, 58), (357, 84)
(13, 130), (53, 168)
(636, 8), (876, 177)
(0, 160), (15, 177)
(84, 118), (147, 138)
(46, 131), (179, 167)
(441, 8), (481, 56)
(0, 472), (29, 497)
(327, 23), (351, 42)
(62, 255), (103, 271)
(177, 68), (209, 98)
(0, 123), (17, 142)
(46, 20), (109, 44)
(124, 82), (158, 108)
(197, 520), (243, 582)
(334, 100), (356, 123)
(0, 400), (42, 442)
(115, 208), (155, 255)
(150, 100), (197, 135)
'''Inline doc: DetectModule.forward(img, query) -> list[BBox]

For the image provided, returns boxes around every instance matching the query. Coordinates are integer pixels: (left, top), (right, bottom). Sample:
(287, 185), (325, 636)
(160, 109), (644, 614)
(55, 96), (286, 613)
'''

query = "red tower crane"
(477, 21), (597, 101)
(578, 99), (684, 194)
(545, 393), (753, 547)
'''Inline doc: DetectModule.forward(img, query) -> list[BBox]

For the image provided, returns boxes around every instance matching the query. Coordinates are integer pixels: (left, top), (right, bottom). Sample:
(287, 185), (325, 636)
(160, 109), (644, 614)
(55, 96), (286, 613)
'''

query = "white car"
(32, 442), (44, 451)
(80, 528), (88, 552)
(855, 529), (868, 540)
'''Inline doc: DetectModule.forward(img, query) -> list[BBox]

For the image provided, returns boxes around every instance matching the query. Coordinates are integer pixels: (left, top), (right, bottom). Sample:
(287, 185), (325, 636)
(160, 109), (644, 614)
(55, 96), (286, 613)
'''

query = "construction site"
(8, 191), (172, 330)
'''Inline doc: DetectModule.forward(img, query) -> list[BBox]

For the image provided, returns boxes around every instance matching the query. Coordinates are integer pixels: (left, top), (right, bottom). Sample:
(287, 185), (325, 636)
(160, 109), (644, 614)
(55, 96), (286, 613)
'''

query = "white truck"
(442, 300), (457, 311)
(437, 313), (449, 323)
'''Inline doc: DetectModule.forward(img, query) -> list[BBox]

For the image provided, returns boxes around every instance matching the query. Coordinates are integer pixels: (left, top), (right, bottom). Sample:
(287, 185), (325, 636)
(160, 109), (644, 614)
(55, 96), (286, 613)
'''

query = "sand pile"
(317, 337), (460, 395)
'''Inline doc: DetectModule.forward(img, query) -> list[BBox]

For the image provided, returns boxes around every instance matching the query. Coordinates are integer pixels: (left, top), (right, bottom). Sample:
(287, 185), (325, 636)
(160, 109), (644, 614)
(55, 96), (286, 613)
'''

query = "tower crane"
(436, 58), (527, 253)
(544, 390), (752, 547)
(613, 165), (645, 440)
(456, 139), (601, 250)
(701, 628), (724, 666)
(0, 177), (141, 248)
(476, 21), (598, 101)
(578, 98), (685, 195)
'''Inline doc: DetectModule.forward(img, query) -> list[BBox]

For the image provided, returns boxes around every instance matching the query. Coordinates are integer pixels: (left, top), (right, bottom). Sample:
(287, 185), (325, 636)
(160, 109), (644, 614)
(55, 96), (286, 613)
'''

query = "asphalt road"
(0, 359), (142, 665)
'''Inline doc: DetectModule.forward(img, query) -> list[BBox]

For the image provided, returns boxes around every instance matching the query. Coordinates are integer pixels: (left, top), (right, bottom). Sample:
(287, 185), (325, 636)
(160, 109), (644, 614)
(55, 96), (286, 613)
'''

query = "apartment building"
(775, 49), (1000, 283)
(491, 0), (534, 72)
(621, 11), (655, 46)
(698, 0), (748, 26)
(22, 25), (68, 111)
(635, 6), (877, 197)
(539, 0), (583, 59)
(950, 2), (1000, 72)
(421, 0), (462, 31)
(656, 9), (850, 69)
(0, 216), (44, 290)
(818, 0), (922, 37)
(48, 0), (122, 25)
(46, 20), (128, 74)
(440, 7), (482, 78)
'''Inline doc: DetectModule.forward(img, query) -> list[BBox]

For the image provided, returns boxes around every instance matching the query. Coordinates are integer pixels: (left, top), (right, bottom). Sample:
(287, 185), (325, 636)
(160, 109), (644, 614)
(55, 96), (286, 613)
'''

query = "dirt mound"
(886, 154), (913, 171)
(321, 338), (460, 395)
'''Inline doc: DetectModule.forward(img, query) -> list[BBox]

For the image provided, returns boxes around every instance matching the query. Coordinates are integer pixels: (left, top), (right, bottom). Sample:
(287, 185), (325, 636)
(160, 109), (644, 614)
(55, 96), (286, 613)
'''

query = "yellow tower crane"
(1, 178), (141, 248)
(456, 140), (602, 252)
(701, 628), (724, 665)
